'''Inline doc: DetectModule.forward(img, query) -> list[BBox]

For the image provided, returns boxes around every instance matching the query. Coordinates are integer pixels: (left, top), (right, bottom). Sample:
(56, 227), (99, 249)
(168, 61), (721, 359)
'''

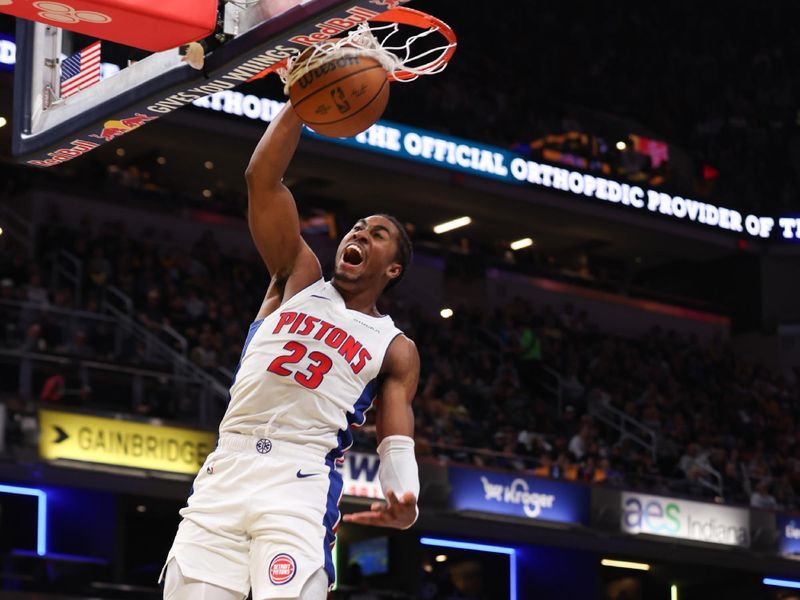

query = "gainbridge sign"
(38, 410), (216, 475)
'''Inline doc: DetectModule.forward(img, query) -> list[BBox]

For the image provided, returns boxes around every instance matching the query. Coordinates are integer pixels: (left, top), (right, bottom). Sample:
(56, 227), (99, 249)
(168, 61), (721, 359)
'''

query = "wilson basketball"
(289, 52), (389, 138)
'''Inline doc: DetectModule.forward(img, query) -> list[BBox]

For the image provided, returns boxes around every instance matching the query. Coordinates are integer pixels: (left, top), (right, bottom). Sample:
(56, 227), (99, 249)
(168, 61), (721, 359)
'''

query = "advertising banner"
(0, 34), (13, 72)
(621, 492), (750, 547)
(38, 409), (216, 475)
(337, 451), (383, 499)
(192, 91), (800, 241)
(448, 466), (589, 525)
(777, 514), (800, 558)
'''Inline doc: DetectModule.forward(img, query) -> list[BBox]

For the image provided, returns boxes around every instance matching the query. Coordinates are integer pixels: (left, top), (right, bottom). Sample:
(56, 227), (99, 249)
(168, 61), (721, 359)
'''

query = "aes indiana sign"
(448, 466), (589, 525)
(621, 492), (749, 548)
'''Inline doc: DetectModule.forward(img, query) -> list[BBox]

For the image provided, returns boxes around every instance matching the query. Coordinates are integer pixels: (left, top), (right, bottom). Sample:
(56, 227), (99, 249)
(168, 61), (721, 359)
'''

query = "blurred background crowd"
(2, 214), (798, 513)
(398, 1), (800, 213)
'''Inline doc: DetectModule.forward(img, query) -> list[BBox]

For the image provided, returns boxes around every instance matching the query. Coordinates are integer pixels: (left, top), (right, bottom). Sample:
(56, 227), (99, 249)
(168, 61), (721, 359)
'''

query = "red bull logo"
(89, 112), (157, 142)
(289, 7), (379, 46)
(27, 139), (99, 167)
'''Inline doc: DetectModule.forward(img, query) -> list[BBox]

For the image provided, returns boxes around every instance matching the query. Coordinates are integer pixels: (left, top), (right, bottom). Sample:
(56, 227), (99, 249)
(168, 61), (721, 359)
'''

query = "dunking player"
(161, 104), (420, 600)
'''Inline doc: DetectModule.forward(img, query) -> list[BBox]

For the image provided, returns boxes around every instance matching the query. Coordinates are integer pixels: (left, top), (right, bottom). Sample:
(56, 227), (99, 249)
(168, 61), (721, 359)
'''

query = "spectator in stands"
(0, 278), (15, 300)
(87, 246), (112, 287)
(190, 332), (218, 369)
(40, 371), (65, 403)
(26, 272), (48, 305)
(678, 443), (713, 479)
(65, 329), (93, 358)
(722, 461), (748, 504)
(20, 323), (46, 353)
(568, 423), (591, 461)
(750, 479), (778, 510)
(138, 288), (166, 332)
(773, 473), (797, 510)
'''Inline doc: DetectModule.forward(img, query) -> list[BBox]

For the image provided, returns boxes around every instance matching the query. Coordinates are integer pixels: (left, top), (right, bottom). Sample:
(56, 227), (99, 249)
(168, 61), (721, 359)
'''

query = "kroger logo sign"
(480, 476), (555, 518)
(448, 467), (588, 525)
(787, 521), (800, 540)
(0, 36), (14, 71)
(777, 515), (800, 557)
(621, 492), (749, 548)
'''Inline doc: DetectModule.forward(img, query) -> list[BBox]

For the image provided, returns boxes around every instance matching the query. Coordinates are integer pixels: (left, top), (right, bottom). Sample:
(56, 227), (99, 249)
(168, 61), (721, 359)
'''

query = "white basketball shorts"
(160, 433), (342, 599)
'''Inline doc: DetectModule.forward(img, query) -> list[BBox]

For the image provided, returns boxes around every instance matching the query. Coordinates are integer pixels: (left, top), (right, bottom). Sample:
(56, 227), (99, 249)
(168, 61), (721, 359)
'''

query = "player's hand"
(181, 42), (205, 70)
(342, 490), (418, 529)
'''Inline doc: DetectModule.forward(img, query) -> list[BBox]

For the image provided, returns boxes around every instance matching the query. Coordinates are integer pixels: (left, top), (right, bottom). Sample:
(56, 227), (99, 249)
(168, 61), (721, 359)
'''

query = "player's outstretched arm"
(343, 335), (420, 529)
(245, 103), (321, 300)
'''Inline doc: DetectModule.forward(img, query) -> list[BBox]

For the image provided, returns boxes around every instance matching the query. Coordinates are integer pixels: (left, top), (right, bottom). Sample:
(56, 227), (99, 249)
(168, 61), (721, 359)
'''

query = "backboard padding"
(12, 0), (411, 167)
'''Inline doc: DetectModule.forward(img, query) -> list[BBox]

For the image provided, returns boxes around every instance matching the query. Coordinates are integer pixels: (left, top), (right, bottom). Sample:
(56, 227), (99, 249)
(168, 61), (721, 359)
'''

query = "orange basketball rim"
(247, 7), (457, 83)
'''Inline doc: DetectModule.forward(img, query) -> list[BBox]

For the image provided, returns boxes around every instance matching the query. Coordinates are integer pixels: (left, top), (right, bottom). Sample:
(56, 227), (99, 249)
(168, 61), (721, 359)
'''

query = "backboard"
(11, 0), (412, 167)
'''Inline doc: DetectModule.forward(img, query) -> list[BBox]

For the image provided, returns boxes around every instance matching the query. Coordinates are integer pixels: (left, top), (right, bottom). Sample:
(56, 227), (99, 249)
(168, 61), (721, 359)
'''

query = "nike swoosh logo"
(296, 470), (319, 479)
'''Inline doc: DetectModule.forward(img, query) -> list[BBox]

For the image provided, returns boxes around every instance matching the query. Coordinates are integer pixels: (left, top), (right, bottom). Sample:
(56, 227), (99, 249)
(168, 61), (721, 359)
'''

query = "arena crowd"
(2, 217), (798, 512)
(395, 1), (800, 214)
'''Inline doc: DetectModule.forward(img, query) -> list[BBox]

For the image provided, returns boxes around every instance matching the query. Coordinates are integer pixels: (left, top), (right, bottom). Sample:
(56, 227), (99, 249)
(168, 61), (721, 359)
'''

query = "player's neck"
(331, 281), (382, 318)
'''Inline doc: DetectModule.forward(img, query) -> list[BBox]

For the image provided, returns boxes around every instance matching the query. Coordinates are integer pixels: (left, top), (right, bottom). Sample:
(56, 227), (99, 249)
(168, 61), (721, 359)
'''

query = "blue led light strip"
(420, 537), (517, 600)
(0, 484), (48, 556)
(764, 578), (800, 590)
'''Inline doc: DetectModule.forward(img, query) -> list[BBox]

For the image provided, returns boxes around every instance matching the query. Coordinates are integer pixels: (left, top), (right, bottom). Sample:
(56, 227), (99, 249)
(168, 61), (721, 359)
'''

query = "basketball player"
(161, 104), (420, 600)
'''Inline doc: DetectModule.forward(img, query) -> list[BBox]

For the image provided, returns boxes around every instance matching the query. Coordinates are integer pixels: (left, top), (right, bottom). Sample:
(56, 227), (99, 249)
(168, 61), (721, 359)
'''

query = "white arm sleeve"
(377, 435), (420, 526)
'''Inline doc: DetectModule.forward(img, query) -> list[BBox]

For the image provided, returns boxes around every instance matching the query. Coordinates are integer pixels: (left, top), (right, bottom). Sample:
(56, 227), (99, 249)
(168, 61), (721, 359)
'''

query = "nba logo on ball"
(269, 554), (296, 585)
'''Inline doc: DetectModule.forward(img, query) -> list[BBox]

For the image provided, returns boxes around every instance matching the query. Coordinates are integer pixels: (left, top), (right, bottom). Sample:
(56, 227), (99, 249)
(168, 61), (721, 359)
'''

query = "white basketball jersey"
(219, 279), (402, 457)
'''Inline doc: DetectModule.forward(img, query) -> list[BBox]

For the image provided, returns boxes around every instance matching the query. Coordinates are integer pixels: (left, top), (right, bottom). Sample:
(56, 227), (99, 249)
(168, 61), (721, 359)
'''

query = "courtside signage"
(447, 466), (589, 524)
(778, 515), (800, 558)
(193, 91), (795, 241)
(337, 451), (383, 499)
(621, 492), (749, 547)
(38, 409), (216, 475)
(0, 35), (14, 71)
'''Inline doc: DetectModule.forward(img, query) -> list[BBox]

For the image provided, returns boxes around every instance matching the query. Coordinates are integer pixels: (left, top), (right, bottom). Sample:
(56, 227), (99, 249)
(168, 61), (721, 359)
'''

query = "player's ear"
(386, 262), (402, 281)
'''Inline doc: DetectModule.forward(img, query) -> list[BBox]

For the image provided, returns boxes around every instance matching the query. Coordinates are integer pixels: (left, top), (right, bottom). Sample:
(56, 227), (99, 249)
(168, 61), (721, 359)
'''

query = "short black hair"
(376, 213), (412, 291)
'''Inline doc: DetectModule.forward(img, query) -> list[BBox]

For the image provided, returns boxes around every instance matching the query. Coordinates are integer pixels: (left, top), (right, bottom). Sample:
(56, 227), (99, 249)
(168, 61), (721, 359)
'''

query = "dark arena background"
(2, 1), (800, 599)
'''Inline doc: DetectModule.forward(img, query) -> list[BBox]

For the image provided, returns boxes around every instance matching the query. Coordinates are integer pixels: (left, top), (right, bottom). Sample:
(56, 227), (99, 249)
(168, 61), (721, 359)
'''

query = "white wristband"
(377, 435), (420, 527)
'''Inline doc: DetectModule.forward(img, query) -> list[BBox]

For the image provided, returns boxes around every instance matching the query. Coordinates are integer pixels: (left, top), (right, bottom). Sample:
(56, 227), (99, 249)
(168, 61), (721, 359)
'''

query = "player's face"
(333, 215), (402, 289)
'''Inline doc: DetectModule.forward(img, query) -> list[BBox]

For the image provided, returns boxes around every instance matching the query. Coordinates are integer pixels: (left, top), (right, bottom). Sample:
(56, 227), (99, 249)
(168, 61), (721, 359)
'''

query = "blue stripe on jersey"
(322, 453), (344, 585)
(335, 378), (377, 459)
(322, 378), (378, 586)
(229, 318), (265, 387)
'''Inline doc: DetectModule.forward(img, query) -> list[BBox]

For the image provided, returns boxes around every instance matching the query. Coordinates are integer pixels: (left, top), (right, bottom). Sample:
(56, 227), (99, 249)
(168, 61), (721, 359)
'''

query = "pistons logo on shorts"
(268, 553), (296, 585)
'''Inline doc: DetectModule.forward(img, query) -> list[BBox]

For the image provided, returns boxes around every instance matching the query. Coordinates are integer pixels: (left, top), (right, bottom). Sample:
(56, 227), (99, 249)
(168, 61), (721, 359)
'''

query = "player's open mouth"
(342, 244), (365, 266)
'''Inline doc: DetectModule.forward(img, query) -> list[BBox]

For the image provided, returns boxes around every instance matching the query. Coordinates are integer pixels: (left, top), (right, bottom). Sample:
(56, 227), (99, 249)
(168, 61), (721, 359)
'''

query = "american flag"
(60, 41), (101, 99)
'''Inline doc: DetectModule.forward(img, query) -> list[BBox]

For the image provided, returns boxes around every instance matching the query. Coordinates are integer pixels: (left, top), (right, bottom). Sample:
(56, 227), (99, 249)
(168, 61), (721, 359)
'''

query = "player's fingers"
(370, 501), (386, 512)
(399, 491), (416, 504)
(342, 511), (386, 525)
(386, 489), (400, 506)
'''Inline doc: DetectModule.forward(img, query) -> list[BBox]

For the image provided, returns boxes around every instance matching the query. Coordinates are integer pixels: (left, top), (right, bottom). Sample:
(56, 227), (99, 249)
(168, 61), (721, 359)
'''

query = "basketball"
(289, 51), (389, 138)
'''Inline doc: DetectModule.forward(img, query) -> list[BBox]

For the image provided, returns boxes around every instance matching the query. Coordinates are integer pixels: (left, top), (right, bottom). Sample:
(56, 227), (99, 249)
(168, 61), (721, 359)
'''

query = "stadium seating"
(2, 210), (797, 512)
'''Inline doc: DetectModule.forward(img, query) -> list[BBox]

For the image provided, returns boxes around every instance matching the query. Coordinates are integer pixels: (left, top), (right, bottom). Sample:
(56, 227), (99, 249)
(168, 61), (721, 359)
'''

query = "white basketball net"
(278, 21), (455, 94)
